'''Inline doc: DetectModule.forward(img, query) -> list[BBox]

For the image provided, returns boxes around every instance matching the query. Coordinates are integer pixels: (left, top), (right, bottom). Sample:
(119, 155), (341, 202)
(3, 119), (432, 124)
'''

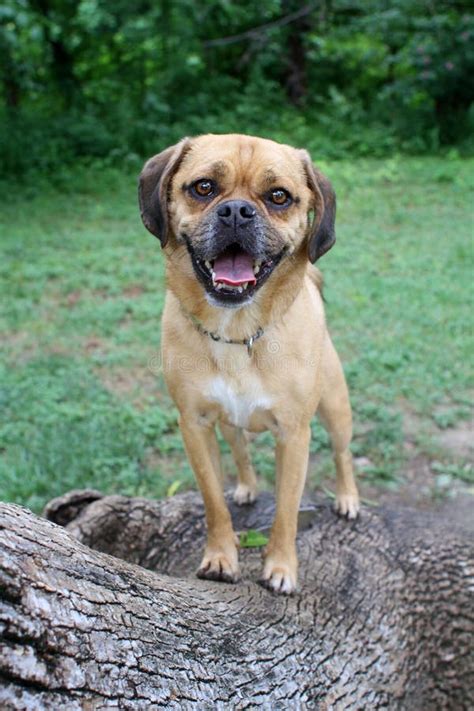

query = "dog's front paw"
(197, 545), (240, 584)
(260, 557), (297, 595)
(233, 482), (257, 506)
(334, 491), (360, 519)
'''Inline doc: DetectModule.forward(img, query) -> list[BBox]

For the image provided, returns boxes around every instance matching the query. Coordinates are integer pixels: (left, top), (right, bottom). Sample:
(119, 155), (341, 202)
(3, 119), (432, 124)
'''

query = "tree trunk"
(281, 0), (312, 106)
(0, 490), (473, 709)
(30, 0), (80, 108)
(0, 34), (22, 112)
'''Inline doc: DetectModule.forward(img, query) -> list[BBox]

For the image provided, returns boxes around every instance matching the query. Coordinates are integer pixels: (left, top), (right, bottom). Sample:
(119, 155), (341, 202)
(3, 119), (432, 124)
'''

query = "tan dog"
(139, 134), (359, 594)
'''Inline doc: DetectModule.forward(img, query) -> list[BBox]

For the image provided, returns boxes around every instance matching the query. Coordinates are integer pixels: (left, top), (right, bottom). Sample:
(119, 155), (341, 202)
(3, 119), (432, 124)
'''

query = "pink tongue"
(213, 250), (256, 286)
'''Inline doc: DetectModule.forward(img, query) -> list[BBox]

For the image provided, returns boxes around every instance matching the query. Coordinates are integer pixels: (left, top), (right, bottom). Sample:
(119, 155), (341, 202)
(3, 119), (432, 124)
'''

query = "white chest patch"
(208, 376), (272, 429)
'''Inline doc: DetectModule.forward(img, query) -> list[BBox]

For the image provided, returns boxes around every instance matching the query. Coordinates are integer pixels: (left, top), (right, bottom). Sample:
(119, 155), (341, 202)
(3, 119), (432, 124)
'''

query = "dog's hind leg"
(317, 335), (360, 519)
(220, 423), (258, 505)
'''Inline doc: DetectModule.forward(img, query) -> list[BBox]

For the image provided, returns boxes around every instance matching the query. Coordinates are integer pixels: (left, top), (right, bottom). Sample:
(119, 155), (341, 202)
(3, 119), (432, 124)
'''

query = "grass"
(0, 154), (473, 512)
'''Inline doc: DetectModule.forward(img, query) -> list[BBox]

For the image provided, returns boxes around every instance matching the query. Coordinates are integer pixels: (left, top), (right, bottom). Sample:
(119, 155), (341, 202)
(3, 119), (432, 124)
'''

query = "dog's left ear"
(300, 150), (336, 263)
(138, 138), (191, 247)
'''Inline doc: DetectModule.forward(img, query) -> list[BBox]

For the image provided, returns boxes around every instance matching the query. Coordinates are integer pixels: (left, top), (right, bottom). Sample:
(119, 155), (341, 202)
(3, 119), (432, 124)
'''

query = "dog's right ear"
(138, 138), (190, 247)
(299, 150), (336, 263)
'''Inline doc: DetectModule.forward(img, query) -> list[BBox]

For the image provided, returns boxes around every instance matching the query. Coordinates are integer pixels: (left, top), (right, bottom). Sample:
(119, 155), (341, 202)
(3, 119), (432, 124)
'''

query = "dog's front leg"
(180, 417), (239, 583)
(261, 423), (311, 594)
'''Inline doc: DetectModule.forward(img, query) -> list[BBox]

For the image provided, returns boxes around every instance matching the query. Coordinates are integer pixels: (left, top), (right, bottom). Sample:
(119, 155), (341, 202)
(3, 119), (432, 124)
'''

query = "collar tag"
(246, 335), (254, 357)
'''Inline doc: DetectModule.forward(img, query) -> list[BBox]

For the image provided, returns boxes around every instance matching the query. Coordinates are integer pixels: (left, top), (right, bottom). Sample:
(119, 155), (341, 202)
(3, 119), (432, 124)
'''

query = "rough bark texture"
(0, 490), (473, 710)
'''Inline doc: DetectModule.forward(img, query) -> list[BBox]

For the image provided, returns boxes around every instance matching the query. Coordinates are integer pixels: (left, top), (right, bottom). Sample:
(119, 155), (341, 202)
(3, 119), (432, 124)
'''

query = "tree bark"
(0, 490), (473, 709)
(281, 0), (312, 106)
(0, 33), (22, 112)
(29, 0), (80, 108)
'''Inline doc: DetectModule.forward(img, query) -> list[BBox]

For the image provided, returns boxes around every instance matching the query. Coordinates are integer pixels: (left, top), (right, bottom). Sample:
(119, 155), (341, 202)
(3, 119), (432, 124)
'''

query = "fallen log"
(0, 490), (473, 709)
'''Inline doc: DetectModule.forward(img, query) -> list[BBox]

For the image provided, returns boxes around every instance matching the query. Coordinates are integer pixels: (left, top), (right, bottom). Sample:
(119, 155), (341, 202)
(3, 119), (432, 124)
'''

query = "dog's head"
(139, 134), (335, 308)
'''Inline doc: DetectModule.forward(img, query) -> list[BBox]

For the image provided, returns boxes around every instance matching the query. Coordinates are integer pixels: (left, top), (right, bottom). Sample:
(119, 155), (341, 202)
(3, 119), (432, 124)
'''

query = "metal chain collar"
(183, 310), (264, 356)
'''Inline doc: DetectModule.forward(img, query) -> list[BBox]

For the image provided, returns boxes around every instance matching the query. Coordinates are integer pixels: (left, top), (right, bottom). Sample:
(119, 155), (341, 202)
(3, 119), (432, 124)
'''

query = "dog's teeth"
(238, 286), (243, 293)
(205, 260), (212, 270)
(254, 263), (261, 275)
(242, 282), (248, 289)
(216, 283), (223, 290)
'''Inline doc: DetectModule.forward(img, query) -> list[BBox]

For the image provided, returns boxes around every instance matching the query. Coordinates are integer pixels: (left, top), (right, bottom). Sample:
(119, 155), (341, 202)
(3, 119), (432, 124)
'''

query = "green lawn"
(1, 156), (473, 513)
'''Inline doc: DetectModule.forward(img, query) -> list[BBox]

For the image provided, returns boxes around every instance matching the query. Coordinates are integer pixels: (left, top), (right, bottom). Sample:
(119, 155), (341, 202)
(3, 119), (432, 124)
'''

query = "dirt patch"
(437, 419), (473, 459)
(96, 364), (162, 407)
(1, 330), (38, 364)
(321, 452), (474, 533)
(123, 285), (145, 298)
(83, 337), (109, 354)
(65, 290), (82, 306)
(63, 285), (146, 307)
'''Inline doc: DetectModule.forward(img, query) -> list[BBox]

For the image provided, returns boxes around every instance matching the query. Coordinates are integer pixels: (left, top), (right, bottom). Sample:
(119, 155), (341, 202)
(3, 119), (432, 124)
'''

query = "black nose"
(217, 200), (256, 228)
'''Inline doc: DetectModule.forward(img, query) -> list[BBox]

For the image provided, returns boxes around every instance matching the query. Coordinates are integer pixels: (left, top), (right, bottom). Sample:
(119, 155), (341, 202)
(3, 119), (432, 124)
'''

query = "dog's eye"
(269, 188), (291, 207)
(192, 179), (215, 198)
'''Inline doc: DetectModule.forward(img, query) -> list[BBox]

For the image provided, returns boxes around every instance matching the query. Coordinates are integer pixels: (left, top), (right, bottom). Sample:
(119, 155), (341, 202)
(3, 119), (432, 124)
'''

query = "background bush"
(1, 0), (473, 177)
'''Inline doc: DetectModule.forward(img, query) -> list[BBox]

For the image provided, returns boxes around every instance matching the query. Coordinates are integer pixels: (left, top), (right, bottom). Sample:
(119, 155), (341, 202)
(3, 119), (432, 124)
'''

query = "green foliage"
(366, 6), (474, 146)
(239, 530), (269, 548)
(0, 1), (473, 176)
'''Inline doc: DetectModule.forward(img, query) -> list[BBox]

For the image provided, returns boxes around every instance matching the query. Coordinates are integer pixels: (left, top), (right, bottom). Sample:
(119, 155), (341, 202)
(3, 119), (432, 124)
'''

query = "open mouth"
(187, 243), (285, 305)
